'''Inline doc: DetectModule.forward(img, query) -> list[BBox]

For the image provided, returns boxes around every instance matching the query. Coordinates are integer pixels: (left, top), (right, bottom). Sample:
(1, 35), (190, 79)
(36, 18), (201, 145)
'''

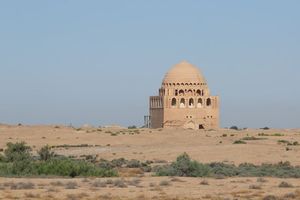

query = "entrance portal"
(199, 124), (204, 129)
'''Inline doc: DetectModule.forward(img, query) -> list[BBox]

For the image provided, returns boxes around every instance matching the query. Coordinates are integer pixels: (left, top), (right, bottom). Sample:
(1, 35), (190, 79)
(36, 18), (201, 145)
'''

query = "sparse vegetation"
(278, 181), (293, 188)
(233, 140), (247, 144)
(230, 126), (239, 130)
(249, 184), (262, 189)
(9, 182), (35, 190)
(278, 140), (299, 146)
(128, 125), (137, 129)
(200, 180), (209, 185)
(258, 133), (284, 137)
(113, 179), (127, 188)
(159, 180), (171, 186)
(263, 195), (278, 200)
(38, 145), (55, 161)
(242, 136), (267, 141)
(65, 181), (78, 189)
(257, 177), (268, 183)
(0, 142), (118, 177)
(155, 153), (300, 178)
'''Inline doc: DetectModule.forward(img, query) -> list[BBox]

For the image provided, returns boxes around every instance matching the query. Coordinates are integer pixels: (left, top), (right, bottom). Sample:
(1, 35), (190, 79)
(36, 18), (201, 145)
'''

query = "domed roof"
(162, 61), (206, 84)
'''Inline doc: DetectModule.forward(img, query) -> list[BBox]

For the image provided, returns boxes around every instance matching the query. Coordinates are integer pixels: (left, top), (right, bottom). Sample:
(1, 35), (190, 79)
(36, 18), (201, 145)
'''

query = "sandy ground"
(1, 124), (300, 199)
(0, 177), (300, 200)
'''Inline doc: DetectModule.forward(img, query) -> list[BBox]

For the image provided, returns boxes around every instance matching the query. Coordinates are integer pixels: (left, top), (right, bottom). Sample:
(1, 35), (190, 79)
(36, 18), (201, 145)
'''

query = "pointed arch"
(180, 98), (185, 108)
(197, 98), (203, 108)
(206, 98), (211, 107)
(171, 98), (177, 108)
(179, 89), (184, 96)
(189, 98), (194, 108)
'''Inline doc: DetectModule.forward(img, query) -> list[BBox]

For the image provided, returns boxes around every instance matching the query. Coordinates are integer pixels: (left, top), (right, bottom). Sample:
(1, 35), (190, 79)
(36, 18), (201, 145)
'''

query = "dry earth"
(1, 124), (300, 199)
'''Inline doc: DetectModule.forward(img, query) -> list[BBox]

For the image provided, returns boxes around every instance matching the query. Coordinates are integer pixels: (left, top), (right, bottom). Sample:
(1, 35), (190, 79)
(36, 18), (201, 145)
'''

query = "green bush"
(128, 125), (137, 129)
(126, 159), (141, 168)
(0, 154), (5, 162)
(0, 142), (118, 178)
(233, 140), (247, 144)
(230, 126), (239, 130)
(156, 153), (210, 177)
(4, 142), (31, 162)
(38, 145), (55, 161)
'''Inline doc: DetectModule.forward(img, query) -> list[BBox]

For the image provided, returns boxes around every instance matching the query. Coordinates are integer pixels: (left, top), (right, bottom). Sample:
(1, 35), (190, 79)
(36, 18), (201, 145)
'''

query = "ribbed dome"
(162, 61), (206, 84)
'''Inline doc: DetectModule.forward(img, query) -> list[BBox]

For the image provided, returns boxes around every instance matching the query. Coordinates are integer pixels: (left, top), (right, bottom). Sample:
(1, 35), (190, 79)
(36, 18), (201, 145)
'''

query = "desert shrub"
(155, 153), (210, 177)
(111, 158), (127, 167)
(209, 162), (239, 177)
(273, 133), (284, 136)
(242, 136), (266, 141)
(126, 159), (141, 168)
(249, 184), (262, 189)
(283, 193), (297, 199)
(0, 142), (118, 177)
(106, 179), (114, 184)
(170, 177), (184, 182)
(4, 142), (31, 162)
(38, 145), (55, 161)
(156, 153), (300, 178)
(65, 181), (78, 189)
(230, 126), (239, 130)
(278, 140), (290, 144)
(36, 157), (117, 177)
(257, 177), (268, 183)
(50, 181), (64, 187)
(159, 180), (170, 186)
(127, 178), (141, 186)
(149, 182), (156, 187)
(113, 179), (127, 188)
(128, 125), (137, 129)
(10, 182), (35, 190)
(0, 154), (5, 162)
(278, 181), (293, 188)
(92, 180), (107, 188)
(233, 140), (247, 144)
(141, 165), (152, 172)
(98, 159), (114, 170)
(200, 180), (209, 185)
(263, 195), (278, 200)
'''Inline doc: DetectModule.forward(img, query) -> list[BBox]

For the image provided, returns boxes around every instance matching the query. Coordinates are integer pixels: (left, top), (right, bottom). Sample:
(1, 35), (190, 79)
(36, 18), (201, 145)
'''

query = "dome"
(162, 61), (206, 85)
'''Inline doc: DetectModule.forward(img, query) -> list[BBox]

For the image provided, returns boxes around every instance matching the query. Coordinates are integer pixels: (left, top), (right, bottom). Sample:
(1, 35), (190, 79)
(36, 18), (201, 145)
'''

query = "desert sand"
(1, 124), (300, 199)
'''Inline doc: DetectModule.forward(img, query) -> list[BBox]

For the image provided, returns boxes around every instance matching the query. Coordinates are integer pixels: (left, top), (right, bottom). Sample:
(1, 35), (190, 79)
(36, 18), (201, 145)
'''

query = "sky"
(0, 0), (299, 128)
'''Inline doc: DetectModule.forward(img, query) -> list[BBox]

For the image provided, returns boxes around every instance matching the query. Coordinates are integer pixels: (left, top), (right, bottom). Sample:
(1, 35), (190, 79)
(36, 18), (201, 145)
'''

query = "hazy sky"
(0, 1), (299, 128)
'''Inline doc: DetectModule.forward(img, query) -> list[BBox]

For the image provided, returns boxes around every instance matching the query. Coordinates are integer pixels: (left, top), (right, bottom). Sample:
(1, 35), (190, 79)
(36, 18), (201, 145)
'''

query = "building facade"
(149, 61), (219, 130)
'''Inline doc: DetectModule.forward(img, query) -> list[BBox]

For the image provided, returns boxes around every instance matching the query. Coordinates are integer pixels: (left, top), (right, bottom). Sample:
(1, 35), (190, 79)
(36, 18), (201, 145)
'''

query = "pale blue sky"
(0, 0), (299, 128)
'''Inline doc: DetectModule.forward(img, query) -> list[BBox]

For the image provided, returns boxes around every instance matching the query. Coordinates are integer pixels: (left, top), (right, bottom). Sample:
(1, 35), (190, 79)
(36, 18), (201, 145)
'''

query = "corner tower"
(149, 61), (219, 129)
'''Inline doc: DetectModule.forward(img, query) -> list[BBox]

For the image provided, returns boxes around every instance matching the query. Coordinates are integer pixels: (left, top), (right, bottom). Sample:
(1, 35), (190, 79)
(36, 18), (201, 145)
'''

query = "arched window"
(171, 98), (177, 108)
(206, 98), (211, 107)
(202, 90), (204, 96)
(180, 98), (185, 108)
(196, 89), (201, 96)
(189, 98), (194, 108)
(175, 89), (178, 96)
(197, 98), (203, 108)
(188, 89), (193, 95)
(179, 90), (184, 96)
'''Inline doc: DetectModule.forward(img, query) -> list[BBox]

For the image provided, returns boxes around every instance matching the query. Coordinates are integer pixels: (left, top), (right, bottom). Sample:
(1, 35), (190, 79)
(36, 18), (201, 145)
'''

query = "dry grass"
(65, 181), (78, 189)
